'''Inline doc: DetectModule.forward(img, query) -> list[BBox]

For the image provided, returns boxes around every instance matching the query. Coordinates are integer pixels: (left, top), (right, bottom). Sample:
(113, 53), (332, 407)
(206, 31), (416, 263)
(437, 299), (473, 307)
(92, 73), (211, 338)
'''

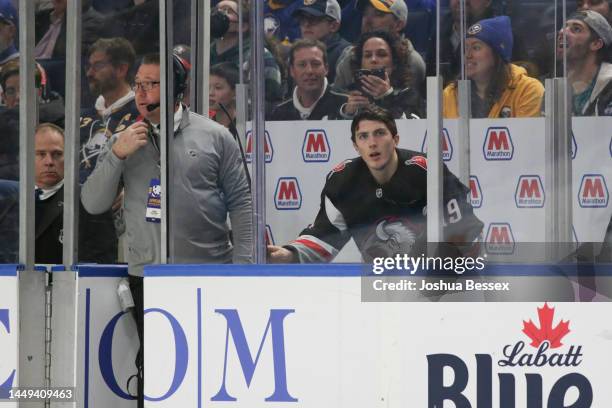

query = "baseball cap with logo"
(356, 0), (408, 23)
(568, 10), (612, 47)
(292, 0), (342, 23)
(0, 0), (17, 27)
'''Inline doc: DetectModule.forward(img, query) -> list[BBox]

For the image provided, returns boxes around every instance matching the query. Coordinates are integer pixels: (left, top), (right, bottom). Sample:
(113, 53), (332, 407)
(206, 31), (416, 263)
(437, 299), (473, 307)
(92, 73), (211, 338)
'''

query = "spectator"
(341, 30), (424, 119)
(0, 62), (65, 181)
(428, 0), (528, 82)
(270, 39), (347, 120)
(173, 44), (192, 105)
(80, 37), (139, 183)
(578, 0), (612, 24)
(35, 0), (106, 59)
(267, 106), (483, 263)
(559, 10), (612, 115)
(34, 123), (117, 264)
(210, 62), (239, 128)
(291, 0), (350, 83)
(211, 0), (284, 106)
(0, 0), (18, 68)
(334, 0), (425, 93)
(443, 16), (544, 118)
(264, 0), (302, 43)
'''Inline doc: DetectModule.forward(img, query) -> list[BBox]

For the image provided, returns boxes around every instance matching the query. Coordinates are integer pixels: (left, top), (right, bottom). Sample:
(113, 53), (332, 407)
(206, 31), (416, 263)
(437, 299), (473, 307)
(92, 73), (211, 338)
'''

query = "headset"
(173, 53), (191, 99)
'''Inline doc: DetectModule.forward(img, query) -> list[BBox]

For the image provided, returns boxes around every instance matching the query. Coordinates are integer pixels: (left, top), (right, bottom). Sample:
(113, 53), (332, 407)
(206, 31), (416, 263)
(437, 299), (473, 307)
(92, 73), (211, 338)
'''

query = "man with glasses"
(80, 37), (139, 183)
(292, 0), (350, 83)
(82, 53), (252, 405)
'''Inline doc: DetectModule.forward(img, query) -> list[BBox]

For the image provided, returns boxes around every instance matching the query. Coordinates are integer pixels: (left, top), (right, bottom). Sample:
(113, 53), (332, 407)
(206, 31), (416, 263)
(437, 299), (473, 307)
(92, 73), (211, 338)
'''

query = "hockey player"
(267, 105), (483, 263)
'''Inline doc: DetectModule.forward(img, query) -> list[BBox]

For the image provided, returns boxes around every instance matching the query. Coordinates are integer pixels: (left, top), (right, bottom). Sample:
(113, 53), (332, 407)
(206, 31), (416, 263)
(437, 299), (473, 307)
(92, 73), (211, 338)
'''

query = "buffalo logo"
(485, 222), (515, 254)
(469, 175), (482, 208)
(483, 127), (513, 160)
(515, 175), (545, 208)
(578, 174), (608, 208)
(302, 129), (331, 162)
(274, 177), (302, 210)
(362, 218), (421, 261)
(245, 130), (273, 163)
(420, 129), (453, 161)
(265, 224), (275, 245)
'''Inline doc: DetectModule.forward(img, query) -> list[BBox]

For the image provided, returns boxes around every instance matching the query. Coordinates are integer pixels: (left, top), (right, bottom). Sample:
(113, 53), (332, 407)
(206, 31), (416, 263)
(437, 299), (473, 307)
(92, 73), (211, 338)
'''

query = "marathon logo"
(302, 129), (331, 162)
(483, 127), (513, 160)
(265, 224), (275, 245)
(469, 175), (482, 208)
(420, 128), (453, 161)
(245, 130), (273, 163)
(515, 175), (545, 208)
(578, 174), (608, 208)
(274, 177), (302, 210)
(485, 222), (515, 254)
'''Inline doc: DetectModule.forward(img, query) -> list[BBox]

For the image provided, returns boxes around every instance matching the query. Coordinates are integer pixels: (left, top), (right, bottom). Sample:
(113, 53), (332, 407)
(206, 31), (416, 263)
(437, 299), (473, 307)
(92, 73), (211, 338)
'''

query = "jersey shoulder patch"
(405, 155), (427, 171)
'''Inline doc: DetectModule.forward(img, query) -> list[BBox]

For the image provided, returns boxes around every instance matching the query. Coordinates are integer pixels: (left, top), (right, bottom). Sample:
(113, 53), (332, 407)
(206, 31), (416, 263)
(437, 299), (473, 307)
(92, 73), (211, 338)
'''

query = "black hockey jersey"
(79, 97), (139, 183)
(286, 149), (484, 263)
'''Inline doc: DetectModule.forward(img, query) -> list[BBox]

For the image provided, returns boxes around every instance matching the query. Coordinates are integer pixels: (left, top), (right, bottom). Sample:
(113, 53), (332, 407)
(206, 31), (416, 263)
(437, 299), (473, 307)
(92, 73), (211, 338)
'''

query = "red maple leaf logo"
(522, 303), (570, 349)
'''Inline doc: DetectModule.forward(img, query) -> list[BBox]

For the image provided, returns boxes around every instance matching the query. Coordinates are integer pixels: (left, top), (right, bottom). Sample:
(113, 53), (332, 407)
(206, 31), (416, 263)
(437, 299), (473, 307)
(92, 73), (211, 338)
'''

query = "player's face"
(35, 129), (64, 189)
(290, 46), (328, 94)
(353, 119), (399, 180)
(134, 63), (161, 122)
(465, 38), (496, 83)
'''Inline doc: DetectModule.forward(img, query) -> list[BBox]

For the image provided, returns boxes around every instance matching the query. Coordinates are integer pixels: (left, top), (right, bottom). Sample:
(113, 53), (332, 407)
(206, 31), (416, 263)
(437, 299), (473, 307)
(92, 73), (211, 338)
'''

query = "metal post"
(63, 0), (82, 266)
(191, 0), (203, 112)
(18, 1), (46, 401)
(160, 0), (174, 263)
(457, 80), (471, 185)
(201, 0), (210, 116)
(250, 0), (266, 263)
(426, 77), (444, 254)
(19, 0), (36, 271)
(544, 78), (573, 261)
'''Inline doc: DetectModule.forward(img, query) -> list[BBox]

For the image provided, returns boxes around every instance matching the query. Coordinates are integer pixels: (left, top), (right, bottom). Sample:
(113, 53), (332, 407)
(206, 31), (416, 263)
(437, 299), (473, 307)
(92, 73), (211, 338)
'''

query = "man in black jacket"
(35, 123), (116, 264)
(270, 38), (347, 120)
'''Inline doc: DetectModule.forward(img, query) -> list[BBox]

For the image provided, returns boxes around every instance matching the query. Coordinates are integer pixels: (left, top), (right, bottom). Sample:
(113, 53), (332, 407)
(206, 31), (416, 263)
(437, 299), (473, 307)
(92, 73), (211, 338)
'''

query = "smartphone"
(354, 68), (386, 95)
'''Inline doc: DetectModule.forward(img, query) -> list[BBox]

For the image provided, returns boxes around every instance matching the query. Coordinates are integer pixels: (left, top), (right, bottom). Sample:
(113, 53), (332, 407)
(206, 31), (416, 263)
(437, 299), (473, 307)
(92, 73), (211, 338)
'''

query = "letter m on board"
(278, 180), (298, 201)
(489, 225), (511, 244)
(211, 309), (297, 402)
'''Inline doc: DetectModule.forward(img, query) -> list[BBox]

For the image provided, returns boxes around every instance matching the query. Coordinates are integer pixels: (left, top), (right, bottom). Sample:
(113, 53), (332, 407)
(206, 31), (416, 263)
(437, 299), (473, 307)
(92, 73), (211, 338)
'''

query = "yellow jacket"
(443, 64), (544, 118)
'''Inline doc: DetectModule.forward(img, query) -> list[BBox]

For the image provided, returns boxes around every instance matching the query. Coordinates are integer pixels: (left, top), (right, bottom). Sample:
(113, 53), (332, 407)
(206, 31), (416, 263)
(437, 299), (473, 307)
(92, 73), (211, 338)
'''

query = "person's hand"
(112, 121), (149, 160)
(267, 245), (295, 263)
(344, 90), (370, 116)
(359, 72), (392, 99)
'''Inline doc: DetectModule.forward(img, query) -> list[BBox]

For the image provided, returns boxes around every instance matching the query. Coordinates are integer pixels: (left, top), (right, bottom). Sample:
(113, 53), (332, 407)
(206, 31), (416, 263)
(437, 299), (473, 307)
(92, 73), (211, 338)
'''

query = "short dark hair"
(350, 106), (397, 143)
(89, 37), (136, 76)
(288, 38), (328, 67)
(0, 60), (43, 91)
(210, 62), (240, 89)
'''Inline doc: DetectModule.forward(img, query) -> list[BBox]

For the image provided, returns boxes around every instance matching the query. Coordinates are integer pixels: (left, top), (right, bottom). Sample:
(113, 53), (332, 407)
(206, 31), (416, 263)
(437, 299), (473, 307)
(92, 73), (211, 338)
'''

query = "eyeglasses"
(85, 61), (111, 72)
(133, 81), (160, 92)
